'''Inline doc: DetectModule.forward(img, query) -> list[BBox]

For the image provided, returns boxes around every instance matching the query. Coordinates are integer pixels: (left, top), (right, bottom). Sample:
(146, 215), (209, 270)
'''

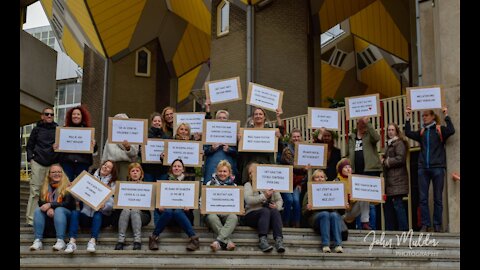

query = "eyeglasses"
(43, 112), (54, 117)
(49, 171), (62, 174)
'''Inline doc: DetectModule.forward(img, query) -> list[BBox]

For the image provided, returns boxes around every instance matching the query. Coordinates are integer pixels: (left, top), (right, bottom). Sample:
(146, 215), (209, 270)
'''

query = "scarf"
(423, 121), (436, 129)
(387, 136), (398, 146)
(94, 169), (113, 187)
(210, 174), (235, 186)
(45, 182), (63, 203)
(168, 174), (185, 181)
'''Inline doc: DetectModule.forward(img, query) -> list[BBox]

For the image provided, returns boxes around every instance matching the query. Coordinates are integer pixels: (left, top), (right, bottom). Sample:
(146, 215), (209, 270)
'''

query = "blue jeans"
(69, 210), (109, 239)
(384, 195), (408, 231)
(153, 209), (196, 237)
(314, 211), (342, 246)
(418, 168), (445, 227)
(61, 162), (90, 182)
(33, 207), (71, 240)
(281, 188), (301, 226)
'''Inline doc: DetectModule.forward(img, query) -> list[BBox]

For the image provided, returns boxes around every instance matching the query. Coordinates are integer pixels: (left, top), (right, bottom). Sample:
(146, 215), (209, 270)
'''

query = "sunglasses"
(43, 112), (54, 117)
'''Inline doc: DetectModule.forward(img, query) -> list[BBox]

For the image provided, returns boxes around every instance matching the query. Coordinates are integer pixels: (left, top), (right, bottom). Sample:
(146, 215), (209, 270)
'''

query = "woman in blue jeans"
(30, 164), (76, 251)
(302, 169), (344, 253)
(148, 159), (200, 251)
(64, 160), (118, 253)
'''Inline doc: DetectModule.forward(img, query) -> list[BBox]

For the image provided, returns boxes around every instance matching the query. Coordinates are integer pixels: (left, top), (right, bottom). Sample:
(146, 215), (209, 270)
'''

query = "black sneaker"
(133, 242), (142, 250)
(114, 242), (124, 250)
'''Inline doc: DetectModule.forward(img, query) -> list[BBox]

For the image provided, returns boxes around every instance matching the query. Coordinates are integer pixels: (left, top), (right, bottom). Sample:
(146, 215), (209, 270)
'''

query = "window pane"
(66, 85), (74, 104)
(221, 2), (229, 32)
(57, 108), (65, 126)
(41, 31), (48, 39)
(74, 84), (82, 103)
(57, 86), (66, 105)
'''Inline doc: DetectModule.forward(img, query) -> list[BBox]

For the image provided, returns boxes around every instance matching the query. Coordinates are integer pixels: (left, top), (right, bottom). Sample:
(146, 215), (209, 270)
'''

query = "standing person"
(161, 106), (175, 139)
(101, 113), (139, 181)
(280, 128), (306, 228)
(142, 112), (167, 182)
(302, 169), (344, 253)
(148, 159), (200, 251)
(56, 105), (96, 181)
(205, 160), (239, 251)
(405, 106), (455, 232)
(114, 163), (151, 250)
(240, 107), (284, 184)
(346, 116), (382, 230)
(25, 107), (59, 227)
(381, 123), (409, 231)
(244, 163), (285, 253)
(202, 102), (239, 184)
(312, 128), (342, 182)
(65, 160), (118, 253)
(29, 164), (75, 251)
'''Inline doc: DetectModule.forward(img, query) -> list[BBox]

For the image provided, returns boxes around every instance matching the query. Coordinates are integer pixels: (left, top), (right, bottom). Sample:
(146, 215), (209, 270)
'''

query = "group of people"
(24, 101), (455, 254)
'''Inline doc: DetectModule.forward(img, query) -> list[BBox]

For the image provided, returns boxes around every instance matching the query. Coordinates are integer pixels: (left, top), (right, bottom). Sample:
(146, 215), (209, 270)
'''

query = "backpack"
(420, 124), (443, 143)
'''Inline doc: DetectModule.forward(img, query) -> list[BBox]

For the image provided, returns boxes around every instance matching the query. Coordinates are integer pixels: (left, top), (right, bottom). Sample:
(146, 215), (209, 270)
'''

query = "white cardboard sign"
(294, 143), (328, 168)
(407, 86), (444, 111)
(345, 94), (380, 120)
(238, 128), (278, 152)
(55, 127), (95, 153)
(205, 77), (242, 104)
(67, 171), (113, 211)
(157, 181), (199, 209)
(349, 174), (385, 203)
(163, 140), (202, 167)
(114, 182), (155, 210)
(108, 117), (147, 144)
(173, 113), (206, 135)
(203, 120), (239, 146)
(246, 82), (283, 112)
(142, 139), (165, 164)
(252, 164), (293, 192)
(309, 182), (347, 209)
(307, 107), (340, 130)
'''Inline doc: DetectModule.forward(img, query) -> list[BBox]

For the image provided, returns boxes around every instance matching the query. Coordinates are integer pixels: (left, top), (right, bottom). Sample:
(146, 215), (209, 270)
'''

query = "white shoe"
(64, 242), (77, 254)
(322, 246), (331, 253)
(86, 241), (96, 253)
(334, 246), (344, 253)
(29, 239), (42, 251)
(52, 239), (66, 251)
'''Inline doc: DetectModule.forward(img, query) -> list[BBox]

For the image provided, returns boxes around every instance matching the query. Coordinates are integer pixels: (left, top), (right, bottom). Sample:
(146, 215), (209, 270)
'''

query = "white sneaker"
(52, 239), (66, 251)
(334, 246), (344, 253)
(86, 241), (96, 253)
(322, 246), (331, 253)
(29, 239), (42, 251)
(64, 242), (77, 254)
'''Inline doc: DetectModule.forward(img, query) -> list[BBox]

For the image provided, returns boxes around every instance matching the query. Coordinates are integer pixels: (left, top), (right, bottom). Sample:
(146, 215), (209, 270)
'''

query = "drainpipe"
(246, 3), (254, 120)
(100, 58), (109, 156)
(415, 0), (423, 86)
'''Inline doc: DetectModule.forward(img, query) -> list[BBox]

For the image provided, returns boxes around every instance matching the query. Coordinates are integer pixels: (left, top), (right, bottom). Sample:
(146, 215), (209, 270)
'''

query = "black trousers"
(244, 207), (283, 239)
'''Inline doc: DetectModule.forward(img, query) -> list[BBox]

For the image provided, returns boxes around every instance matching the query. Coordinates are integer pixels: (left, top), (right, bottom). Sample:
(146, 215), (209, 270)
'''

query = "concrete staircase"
(19, 180), (460, 269)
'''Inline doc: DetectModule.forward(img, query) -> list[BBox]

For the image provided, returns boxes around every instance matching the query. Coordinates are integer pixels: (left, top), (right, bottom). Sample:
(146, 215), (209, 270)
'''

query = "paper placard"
(345, 94), (380, 120)
(173, 112), (206, 135)
(406, 85), (445, 111)
(55, 127), (95, 153)
(67, 170), (113, 211)
(205, 77), (242, 104)
(202, 120), (239, 146)
(308, 182), (347, 210)
(201, 186), (244, 215)
(156, 181), (199, 209)
(238, 128), (278, 153)
(108, 117), (148, 144)
(141, 139), (165, 164)
(307, 107), (340, 130)
(294, 143), (328, 168)
(349, 174), (385, 203)
(114, 181), (155, 210)
(163, 140), (203, 167)
(246, 82), (283, 112)
(252, 164), (293, 192)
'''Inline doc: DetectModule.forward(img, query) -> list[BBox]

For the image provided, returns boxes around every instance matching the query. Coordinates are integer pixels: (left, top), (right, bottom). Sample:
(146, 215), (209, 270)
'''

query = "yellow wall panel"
(321, 63), (346, 107)
(40, 0), (53, 19)
(177, 65), (202, 102)
(350, 0), (408, 61)
(319, 0), (375, 33)
(359, 59), (400, 98)
(173, 24), (210, 77)
(170, 0), (211, 35)
(62, 27), (84, 67)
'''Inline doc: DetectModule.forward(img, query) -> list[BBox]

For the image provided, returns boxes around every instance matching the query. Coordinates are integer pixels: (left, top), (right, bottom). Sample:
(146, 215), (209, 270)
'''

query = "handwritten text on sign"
(207, 77), (241, 104)
(347, 95), (379, 119)
(69, 173), (112, 210)
(174, 113), (205, 134)
(295, 143), (326, 168)
(409, 87), (442, 110)
(310, 182), (346, 209)
(240, 129), (276, 152)
(111, 118), (145, 144)
(159, 182), (196, 208)
(248, 83), (282, 112)
(116, 182), (154, 209)
(205, 187), (241, 213)
(204, 121), (238, 145)
(308, 108), (339, 130)
(57, 128), (93, 153)
(143, 139), (165, 163)
(350, 175), (383, 202)
(165, 141), (201, 166)
(255, 165), (292, 192)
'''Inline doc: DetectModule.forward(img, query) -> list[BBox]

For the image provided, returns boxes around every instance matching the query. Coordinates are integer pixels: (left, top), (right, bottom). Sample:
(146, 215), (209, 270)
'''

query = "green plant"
(326, 97), (345, 108)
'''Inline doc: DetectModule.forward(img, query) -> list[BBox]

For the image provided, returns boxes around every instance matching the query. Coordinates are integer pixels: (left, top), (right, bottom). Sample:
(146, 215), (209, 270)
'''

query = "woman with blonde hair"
(161, 106), (175, 138)
(30, 164), (76, 251)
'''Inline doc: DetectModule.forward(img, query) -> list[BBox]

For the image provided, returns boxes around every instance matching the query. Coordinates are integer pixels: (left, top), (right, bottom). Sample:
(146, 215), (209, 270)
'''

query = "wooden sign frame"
(294, 142), (328, 168)
(204, 76), (243, 105)
(307, 107), (340, 130)
(348, 174), (385, 203)
(246, 82), (284, 112)
(307, 181), (347, 210)
(238, 128), (279, 153)
(141, 138), (166, 164)
(67, 170), (113, 211)
(252, 164), (293, 192)
(345, 93), (380, 120)
(162, 140), (203, 167)
(113, 181), (156, 210)
(173, 112), (206, 136)
(200, 185), (244, 215)
(55, 127), (95, 153)
(406, 85), (446, 111)
(108, 117), (148, 145)
(202, 120), (240, 146)
(156, 180), (200, 209)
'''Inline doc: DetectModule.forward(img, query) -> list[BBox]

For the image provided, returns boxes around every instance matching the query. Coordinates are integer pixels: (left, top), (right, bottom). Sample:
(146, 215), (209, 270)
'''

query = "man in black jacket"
(25, 107), (59, 226)
(405, 106), (455, 233)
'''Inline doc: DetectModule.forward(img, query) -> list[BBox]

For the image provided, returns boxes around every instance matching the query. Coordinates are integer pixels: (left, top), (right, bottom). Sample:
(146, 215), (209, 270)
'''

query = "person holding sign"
(114, 163), (152, 250)
(101, 113), (139, 181)
(64, 160), (118, 253)
(346, 117), (381, 230)
(205, 160), (239, 251)
(173, 123), (200, 181)
(280, 128), (306, 228)
(244, 163), (285, 253)
(302, 170), (344, 253)
(29, 164), (76, 251)
(405, 106), (455, 232)
(148, 159), (200, 251)
(56, 105), (97, 182)
(240, 107), (285, 184)
(161, 106), (176, 139)
(203, 108), (239, 184)
(141, 112), (168, 182)
(312, 128), (342, 182)
(381, 123), (409, 232)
